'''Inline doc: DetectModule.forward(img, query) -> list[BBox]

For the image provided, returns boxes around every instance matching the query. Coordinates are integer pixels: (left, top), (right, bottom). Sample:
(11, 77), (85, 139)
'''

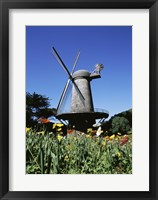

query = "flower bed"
(26, 127), (132, 174)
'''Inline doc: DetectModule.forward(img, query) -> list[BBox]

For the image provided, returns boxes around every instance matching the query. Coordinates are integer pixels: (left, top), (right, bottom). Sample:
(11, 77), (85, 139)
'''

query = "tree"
(116, 109), (132, 127)
(101, 109), (132, 135)
(26, 92), (56, 127)
(111, 116), (131, 134)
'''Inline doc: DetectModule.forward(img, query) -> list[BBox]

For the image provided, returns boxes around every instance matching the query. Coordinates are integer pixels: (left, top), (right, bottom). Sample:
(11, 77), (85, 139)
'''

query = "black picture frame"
(0, 0), (158, 199)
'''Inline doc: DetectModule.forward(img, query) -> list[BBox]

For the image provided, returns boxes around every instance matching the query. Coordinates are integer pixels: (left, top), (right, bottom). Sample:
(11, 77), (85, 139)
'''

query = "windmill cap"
(72, 70), (90, 79)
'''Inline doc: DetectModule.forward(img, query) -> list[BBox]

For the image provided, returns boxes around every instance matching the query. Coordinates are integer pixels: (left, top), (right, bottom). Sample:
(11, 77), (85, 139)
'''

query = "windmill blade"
(68, 49), (85, 105)
(72, 50), (80, 74)
(52, 47), (85, 104)
(57, 79), (71, 114)
(52, 47), (72, 78)
(57, 50), (80, 113)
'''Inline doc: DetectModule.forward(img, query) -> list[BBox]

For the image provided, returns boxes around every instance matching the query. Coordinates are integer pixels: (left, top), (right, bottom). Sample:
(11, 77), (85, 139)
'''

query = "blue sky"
(26, 26), (132, 119)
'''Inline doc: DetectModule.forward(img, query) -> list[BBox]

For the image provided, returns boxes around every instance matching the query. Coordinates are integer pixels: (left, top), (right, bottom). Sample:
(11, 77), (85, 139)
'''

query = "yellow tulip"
(57, 134), (63, 142)
(87, 128), (92, 133)
(86, 134), (92, 138)
(109, 134), (115, 140)
(57, 123), (64, 127)
(102, 141), (106, 146)
(26, 127), (31, 133)
(52, 123), (64, 129)
(117, 152), (122, 157)
(52, 124), (56, 129)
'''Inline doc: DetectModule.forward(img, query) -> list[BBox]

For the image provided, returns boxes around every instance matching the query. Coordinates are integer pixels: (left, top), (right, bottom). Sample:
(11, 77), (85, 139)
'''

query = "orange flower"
(67, 129), (74, 134)
(103, 136), (109, 140)
(38, 117), (50, 123)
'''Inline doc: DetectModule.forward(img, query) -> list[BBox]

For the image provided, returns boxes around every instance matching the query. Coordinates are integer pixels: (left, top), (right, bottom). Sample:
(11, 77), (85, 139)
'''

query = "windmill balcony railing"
(57, 108), (109, 115)
(94, 108), (109, 114)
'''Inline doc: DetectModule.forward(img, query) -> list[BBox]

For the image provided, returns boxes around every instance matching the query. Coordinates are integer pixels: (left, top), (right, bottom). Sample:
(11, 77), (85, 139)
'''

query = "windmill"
(52, 47), (109, 131)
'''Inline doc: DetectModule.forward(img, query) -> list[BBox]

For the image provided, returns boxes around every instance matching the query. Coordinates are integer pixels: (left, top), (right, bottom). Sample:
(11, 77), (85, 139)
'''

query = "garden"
(26, 92), (132, 174)
(26, 126), (132, 174)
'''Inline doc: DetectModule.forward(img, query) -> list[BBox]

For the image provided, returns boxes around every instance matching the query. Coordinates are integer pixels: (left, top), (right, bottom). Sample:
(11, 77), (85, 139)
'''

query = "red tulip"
(120, 136), (129, 146)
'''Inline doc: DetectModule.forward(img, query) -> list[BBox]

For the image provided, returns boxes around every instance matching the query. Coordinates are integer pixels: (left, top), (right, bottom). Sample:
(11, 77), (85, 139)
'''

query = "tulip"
(109, 134), (115, 140)
(120, 136), (129, 146)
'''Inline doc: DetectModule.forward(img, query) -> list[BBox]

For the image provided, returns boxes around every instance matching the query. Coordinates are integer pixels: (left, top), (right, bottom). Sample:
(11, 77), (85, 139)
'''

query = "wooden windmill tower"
(52, 47), (109, 131)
